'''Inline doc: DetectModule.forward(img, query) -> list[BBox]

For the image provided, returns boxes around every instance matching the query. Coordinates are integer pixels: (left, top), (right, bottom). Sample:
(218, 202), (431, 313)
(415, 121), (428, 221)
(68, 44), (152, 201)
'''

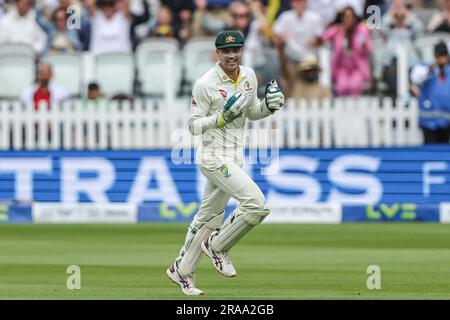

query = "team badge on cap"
(225, 35), (236, 43)
(215, 30), (244, 49)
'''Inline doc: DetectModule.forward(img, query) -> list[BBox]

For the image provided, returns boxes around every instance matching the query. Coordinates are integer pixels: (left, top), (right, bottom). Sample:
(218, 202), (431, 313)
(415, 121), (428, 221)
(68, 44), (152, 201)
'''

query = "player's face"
(217, 47), (243, 73)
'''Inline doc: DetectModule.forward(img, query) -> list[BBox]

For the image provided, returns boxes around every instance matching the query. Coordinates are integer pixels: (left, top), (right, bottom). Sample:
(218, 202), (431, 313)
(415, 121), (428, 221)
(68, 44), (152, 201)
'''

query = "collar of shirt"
(12, 8), (34, 21)
(214, 62), (249, 89)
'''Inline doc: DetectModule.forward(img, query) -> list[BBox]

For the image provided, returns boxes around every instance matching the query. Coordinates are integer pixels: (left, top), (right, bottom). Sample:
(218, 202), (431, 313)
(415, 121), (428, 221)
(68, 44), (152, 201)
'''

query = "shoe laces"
(222, 251), (231, 265)
(186, 274), (196, 288)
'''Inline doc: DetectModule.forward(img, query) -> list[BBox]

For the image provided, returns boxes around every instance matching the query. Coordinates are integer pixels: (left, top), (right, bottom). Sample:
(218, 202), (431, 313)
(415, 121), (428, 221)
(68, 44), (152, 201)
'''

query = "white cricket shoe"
(201, 235), (237, 277)
(166, 262), (204, 296)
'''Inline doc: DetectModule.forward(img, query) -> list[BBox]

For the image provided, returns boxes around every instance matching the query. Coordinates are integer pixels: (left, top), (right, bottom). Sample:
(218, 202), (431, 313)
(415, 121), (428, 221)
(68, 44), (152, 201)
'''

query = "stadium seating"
(42, 53), (82, 97)
(0, 43), (35, 57)
(95, 53), (135, 97)
(413, 7), (440, 28)
(318, 44), (332, 88)
(182, 37), (216, 90)
(1, 29), (448, 101)
(371, 37), (388, 92)
(135, 38), (182, 97)
(415, 32), (450, 63)
(0, 44), (35, 99)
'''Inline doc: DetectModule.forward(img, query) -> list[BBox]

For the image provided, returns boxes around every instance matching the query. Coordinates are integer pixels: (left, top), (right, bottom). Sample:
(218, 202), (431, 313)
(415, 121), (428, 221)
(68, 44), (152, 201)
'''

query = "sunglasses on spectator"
(102, 1), (115, 7)
(232, 13), (250, 18)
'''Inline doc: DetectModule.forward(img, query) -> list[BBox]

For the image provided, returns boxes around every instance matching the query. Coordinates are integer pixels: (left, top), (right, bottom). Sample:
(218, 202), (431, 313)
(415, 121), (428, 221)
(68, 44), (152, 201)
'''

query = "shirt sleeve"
(246, 71), (273, 121)
(410, 64), (431, 85)
(427, 13), (443, 32)
(312, 13), (324, 36)
(188, 81), (219, 135)
(320, 25), (338, 42)
(0, 17), (8, 45)
(272, 13), (286, 35)
(34, 21), (47, 55)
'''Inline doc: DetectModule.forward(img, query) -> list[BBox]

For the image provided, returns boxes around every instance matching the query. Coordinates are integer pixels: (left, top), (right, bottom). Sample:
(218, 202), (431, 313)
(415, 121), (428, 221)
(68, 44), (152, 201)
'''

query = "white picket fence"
(0, 97), (422, 150)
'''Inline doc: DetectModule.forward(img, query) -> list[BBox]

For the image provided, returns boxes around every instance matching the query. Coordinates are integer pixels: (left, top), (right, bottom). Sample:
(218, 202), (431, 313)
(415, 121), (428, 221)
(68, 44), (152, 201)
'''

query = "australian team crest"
(244, 80), (252, 92)
(220, 164), (231, 177)
(225, 35), (236, 43)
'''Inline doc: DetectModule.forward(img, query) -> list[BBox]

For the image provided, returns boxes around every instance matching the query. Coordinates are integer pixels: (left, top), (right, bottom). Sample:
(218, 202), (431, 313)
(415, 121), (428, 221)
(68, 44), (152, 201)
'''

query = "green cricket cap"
(215, 30), (245, 49)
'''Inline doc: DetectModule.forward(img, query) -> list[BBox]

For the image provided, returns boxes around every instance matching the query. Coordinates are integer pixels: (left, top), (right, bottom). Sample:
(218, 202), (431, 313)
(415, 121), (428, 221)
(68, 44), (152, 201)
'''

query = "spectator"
(249, 0), (290, 28)
(40, 6), (82, 54)
(160, 0), (195, 44)
(160, 0), (194, 31)
(20, 63), (69, 110)
(77, 81), (109, 148)
(334, 0), (366, 17)
(314, 6), (372, 96)
(196, 1), (253, 36)
(246, 0), (281, 91)
(0, 0), (5, 18)
(281, 53), (332, 100)
(82, 82), (111, 111)
(147, 5), (176, 38)
(364, 0), (390, 19)
(230, 1), (252, 36)
(381, 0), (424, 96)
(308, 0), (339, 28)
(87, 0), (132, 55)
(129, 0), (150, 49)
(248, 0), (273, 40)
(411, 41), (450, 143)
(427, 0), (450, 33)
(36, 1), (91, 50)
(87, 82), (102, 101)
(273, 0), (323, 64)
(175, 5), (195, 45)
(0, 0), (47, 55)
(192, 0), (233, 36)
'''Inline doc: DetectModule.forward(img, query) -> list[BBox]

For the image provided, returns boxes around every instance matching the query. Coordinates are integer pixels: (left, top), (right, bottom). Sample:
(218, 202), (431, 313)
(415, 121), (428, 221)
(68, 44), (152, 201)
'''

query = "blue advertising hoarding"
(1, 146), (449, 223)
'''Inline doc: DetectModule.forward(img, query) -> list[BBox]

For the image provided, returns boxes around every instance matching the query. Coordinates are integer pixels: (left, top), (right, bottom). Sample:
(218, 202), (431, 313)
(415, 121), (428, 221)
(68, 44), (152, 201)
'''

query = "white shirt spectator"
(410, 63), (430, 85)
(0, 8), (47, 54)
(0, 0), (4, 19)
(308, 0), (338, 27)
(90, 11), (131, 55)
(20, 83), (69, 107)
(244, 20), (267, 67)
(334, 0), (365, 17)
(273, 9), (323, 62)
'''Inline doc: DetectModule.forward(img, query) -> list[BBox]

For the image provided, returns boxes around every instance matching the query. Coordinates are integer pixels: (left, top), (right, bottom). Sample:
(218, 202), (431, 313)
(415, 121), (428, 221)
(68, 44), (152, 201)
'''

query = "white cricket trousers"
(176, 161), (268, 276)
(194, 161), (266, 227)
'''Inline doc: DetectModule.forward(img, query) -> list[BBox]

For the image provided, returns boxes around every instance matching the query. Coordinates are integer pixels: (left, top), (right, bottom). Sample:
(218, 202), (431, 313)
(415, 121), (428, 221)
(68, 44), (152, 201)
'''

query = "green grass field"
(0, 223), (449, 299)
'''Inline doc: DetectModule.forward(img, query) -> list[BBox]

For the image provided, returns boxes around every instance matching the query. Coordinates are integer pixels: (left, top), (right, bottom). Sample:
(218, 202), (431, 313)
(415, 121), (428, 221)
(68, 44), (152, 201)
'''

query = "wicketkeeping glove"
(265, 80), (284, 113)
(216, 91), (247, 127)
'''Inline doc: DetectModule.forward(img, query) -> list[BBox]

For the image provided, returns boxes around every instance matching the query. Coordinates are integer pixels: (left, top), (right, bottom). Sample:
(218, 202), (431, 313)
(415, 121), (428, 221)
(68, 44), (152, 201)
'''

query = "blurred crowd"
(1, 0), (450, 143)
(0, 0), (449, 92)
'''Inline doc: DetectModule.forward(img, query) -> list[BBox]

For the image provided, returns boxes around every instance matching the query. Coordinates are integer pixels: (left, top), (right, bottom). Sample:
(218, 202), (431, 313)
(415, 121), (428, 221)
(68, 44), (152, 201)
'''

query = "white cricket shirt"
(189, 62), (272, 170)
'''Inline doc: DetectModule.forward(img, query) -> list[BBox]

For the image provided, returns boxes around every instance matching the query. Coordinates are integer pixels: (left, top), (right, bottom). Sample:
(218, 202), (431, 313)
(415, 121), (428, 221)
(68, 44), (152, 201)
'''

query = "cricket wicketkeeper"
(166, 30), (285, 295)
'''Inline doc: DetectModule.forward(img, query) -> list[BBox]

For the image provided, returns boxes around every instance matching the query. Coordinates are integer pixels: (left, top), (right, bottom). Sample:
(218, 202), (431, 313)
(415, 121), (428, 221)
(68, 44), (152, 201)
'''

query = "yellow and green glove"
(216, 91), (247, 127)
